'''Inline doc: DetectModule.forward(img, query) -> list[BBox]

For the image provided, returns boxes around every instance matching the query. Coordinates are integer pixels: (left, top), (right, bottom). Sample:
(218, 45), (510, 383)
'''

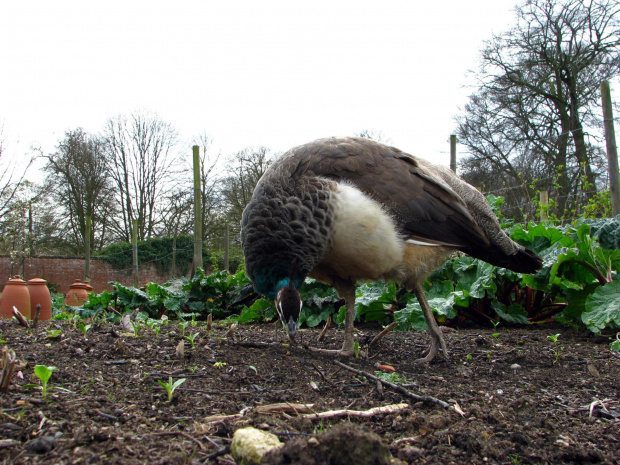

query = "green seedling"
(492, 332), (500, 339)
(353, 341), (360, 358)
(46, 329), (62, 339)
(611, 333), (620, 352)
(158, 376), (186, 402)
(131, 321), (142, 337)
(178, 321), (189, 336)
(78, 323), (92, 339)
(213, 361), (227, 369)
(466, 354), (473, 361)
(374, 371), (408, 385)
(188, 365), (199, 374)
(30, 365), (56, 398)
(547, 333), (564, 364)
(249, 365), (258, 375)
(185, 332), (199, 348)
(153, 326), (161, 337)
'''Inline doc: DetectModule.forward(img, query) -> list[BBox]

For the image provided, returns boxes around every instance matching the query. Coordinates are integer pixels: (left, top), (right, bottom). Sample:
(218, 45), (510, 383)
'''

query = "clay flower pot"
(28, 278), (52, 321)
(65, 279), (89, 307)
(0, 276), (31, 319)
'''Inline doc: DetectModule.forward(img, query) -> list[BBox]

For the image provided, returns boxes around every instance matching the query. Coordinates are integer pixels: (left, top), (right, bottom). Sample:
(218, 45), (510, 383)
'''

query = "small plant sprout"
(353, 341), (360, 358)
(610, 332), (620, 352)
(153, 326), (161, 337)
(188, 365), (199, 374)
(178, 321), (189, 336)
(158, 376), (186, 402)
(78, 323), (92, 339)
(547, 333), (564, 364)
(466, 354), (473, 361)
(213, 361), (227, 369)
(46, 329), (62, 339)
(32, 365), (56, 398)
(185, 332), (199, 348)
(249, 365), (258, 376)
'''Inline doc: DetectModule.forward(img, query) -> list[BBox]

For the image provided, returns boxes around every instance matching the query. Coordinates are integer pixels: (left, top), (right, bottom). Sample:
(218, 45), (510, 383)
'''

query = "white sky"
(3, 0), (611, 172)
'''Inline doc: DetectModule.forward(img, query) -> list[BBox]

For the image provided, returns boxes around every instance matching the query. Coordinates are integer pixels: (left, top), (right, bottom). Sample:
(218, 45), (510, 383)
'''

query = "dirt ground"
(0, 318), (618, 464)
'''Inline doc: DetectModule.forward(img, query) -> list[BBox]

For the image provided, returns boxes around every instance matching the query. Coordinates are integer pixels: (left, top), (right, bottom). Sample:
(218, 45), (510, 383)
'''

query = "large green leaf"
(394, 302), (428, 331)
(491, 301), (529, 325)
(582, 280), (620, 334)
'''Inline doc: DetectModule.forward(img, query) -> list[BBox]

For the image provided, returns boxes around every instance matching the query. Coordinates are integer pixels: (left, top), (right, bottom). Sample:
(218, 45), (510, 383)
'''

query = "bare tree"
(356, 129), (392, 145)
(220, 146), (274, 246)
(456, 0), (619, 219)
(192, 132), (224, 247)
(103, 110), (179, 241)
(0, 124), (34, 226)
(42, 129), (115, 253)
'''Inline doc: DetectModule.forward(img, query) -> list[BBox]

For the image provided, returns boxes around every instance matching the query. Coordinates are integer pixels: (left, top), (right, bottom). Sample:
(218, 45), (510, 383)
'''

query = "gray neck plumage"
(241, 175), (334, 298)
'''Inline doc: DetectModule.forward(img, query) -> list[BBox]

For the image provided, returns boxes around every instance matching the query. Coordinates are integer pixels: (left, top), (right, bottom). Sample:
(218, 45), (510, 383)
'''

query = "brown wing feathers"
(301, 137), (491, 250)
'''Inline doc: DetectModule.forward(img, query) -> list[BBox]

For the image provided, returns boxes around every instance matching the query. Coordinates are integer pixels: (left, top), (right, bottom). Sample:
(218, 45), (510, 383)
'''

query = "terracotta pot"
(83, 279), (94, 293)
(28, 278), (52, 321)
(0, 276), (31, 319)
(65, 279), (89, 307)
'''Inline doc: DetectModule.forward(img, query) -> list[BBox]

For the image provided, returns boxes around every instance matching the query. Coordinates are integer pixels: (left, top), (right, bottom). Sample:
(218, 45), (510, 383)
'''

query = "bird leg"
(305, 277), (356, 357)
(411, 283), (449, 363)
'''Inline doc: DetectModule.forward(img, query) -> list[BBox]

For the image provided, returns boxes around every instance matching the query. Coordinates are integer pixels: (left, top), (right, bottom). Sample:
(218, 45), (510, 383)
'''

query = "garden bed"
(0, 319), (618, 464)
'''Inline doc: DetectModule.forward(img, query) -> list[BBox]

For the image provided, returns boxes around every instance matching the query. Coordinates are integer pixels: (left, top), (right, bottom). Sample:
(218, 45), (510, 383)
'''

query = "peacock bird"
(241, 137), (542, 362)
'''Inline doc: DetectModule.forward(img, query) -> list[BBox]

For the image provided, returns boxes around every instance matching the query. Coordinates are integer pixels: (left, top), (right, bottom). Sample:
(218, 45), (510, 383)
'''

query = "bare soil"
(0, 319), (618, 464)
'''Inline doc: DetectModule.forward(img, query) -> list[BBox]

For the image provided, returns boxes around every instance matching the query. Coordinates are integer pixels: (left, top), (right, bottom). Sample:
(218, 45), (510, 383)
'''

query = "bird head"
(275, 284), (302, 342)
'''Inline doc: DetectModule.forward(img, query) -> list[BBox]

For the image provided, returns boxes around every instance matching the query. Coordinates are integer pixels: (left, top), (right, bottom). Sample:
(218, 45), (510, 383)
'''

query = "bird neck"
(251, 265), (303, 300)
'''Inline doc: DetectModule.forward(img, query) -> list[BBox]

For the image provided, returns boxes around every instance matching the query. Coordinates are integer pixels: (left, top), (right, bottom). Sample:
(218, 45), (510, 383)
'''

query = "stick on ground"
(334, 360), (452, 409)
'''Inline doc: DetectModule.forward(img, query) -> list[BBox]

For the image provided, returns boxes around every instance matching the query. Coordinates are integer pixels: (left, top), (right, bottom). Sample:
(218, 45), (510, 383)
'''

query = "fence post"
(224, 222), (229, 272)
(192, 145), (203, 274)
(132, 219), (139, 288)
(84, 215), (91, 280)
(601, 81), (620, 216)
(450, 135), (457, 173)
(540, 191), (549, 222)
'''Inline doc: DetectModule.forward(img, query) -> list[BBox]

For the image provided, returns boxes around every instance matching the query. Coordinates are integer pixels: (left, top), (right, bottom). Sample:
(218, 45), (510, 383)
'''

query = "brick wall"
(0, 256), (180, 294)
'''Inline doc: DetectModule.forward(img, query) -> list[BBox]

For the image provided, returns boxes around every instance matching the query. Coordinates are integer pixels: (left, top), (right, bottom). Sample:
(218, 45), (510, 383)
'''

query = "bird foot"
(415, 338), (450, 364)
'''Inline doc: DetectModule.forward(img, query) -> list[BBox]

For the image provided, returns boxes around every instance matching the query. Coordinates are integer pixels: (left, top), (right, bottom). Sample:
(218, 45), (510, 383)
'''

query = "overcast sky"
(2, 1), (614, 172)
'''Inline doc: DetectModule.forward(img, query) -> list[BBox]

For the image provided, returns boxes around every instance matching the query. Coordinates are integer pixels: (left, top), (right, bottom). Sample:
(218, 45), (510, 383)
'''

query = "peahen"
(241, 137), (542, 362)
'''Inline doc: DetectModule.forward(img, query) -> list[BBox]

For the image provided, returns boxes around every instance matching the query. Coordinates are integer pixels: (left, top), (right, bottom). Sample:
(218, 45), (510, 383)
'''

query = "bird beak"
(287, 316), (297, 342)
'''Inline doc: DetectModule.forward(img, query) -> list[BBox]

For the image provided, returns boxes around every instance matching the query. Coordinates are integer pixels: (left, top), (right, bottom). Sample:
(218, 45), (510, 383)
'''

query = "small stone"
(231, 427), (283, 465)
(307, 437), (319, 446)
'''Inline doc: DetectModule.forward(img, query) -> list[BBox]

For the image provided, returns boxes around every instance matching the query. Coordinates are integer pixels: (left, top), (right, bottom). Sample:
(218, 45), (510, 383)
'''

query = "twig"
(32, 304), (41, 328)
(302, 403), (409, 420)
(317, 316), (331, 342)
(199, 445), (231, 463)
(255, 403), (315, 415)
(334, 361), (452, 409)
(310, 362), (330, 383)
(0, 347), (17, 393)
(142, 431), (207, 452)
(369, 322), (397, 348)
(12, 307), (29, 328)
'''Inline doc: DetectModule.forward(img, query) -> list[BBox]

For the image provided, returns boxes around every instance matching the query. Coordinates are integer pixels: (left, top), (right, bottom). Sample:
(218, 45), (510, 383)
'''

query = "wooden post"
(601, 81), (620, 217)
(192, 145), (203, 274)
(171, 233), (177, 278)
(84, 215), (91, 280)
(224, 222), (229, 272)
(540, 191), (549, 222)
(450, 135), (457, 173)
(132, 219), (139, 287)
